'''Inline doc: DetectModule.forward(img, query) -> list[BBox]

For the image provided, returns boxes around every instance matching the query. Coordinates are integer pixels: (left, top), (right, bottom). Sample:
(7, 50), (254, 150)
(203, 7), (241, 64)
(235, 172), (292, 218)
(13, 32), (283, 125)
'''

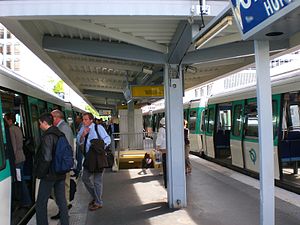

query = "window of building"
(14, 43), (20, 55)
(6, 43), (12, 55)
(7, 30), (11, 39)
(6, 59), (11, 69)
(14, 59), (20, 71)
(0, 28), (4, 39)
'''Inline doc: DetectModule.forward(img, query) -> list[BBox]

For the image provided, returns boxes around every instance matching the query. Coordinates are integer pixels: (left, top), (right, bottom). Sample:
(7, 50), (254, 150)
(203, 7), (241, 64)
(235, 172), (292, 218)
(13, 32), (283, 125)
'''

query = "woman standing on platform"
(156, 117), (167, 188)
(184, 120), (191, 174)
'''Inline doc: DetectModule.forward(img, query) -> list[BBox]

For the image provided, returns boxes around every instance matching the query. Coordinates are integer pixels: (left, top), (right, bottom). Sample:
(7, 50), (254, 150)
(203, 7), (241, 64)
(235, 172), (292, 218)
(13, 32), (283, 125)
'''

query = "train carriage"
(143, 69), (300, 192)
(184, 99), (206, 155)
(206, 69), (300, 183)
(0, 65), (83, 225)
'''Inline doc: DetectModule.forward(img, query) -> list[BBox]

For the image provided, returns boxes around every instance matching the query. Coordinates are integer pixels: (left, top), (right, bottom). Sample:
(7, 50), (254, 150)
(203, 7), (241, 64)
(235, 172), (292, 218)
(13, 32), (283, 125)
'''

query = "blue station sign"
(230, 0), (294, 37)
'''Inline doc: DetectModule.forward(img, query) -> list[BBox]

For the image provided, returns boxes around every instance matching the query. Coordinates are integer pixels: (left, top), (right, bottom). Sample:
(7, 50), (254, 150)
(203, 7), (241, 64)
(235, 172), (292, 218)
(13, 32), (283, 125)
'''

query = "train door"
(243, 99), (260, 173)
(230, 100), (245, 168)
(243, 97), (280, 179)
(1, 92), (34, 224)
(214, 103), (232, 161)
(279, 92), (300, 181)
(205, 105), (216, 158)
(188, 108), (201, 154)
(0, 97), (11, 225)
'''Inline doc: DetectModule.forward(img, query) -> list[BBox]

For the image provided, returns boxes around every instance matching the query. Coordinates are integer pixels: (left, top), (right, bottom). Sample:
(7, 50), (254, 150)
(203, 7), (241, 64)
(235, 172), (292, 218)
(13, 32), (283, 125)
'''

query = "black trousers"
(162, 153), (167, 188)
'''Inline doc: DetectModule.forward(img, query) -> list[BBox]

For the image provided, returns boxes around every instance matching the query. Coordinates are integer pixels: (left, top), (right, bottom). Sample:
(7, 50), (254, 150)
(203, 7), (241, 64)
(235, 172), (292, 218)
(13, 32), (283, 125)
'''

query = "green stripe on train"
(0, 160), (11, 182)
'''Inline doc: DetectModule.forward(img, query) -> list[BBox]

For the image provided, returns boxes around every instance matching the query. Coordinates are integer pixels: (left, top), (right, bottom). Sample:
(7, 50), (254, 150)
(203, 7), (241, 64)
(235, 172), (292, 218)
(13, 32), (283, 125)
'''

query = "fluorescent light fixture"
(142, 67), (153, 75)
(195, 16), (233, 49)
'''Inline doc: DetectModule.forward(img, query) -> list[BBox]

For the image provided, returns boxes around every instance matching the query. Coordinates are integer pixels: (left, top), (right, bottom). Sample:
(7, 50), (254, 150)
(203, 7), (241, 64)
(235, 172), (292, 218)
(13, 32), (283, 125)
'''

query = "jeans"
(15, 162), (32, 206)
(36, 178), (69, 225)
(82, 168), (104, 205)
(74, 145), (83, 176)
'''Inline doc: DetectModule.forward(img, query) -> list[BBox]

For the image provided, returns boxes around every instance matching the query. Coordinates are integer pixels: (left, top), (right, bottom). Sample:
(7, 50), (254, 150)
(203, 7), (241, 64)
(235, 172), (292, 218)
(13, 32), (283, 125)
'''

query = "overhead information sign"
(131, 85), (164, 98)
(230, 0), (295, 39)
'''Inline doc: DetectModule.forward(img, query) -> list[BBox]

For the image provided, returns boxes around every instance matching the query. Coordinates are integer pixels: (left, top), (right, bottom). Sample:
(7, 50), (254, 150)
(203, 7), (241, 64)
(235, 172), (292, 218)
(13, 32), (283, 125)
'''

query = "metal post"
(254, 40), (274, 225)
(164, 64), (186, 208)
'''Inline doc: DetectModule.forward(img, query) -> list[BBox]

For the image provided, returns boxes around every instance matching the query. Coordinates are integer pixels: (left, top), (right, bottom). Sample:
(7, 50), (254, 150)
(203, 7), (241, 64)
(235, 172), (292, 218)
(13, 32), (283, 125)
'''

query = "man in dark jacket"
(35, 113), (69, 225)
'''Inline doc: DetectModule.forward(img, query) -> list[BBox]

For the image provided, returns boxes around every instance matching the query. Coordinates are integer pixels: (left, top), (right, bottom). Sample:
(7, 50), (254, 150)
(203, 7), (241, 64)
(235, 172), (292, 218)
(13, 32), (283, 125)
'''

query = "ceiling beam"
(92, 104), (117, 110)
(51, 19), (167, 53)
(167, 21), (192, 64)
(43, 35), (166, 64)
(78, 85), (123, 93)
(69, 71), (129, 82)
(59, 58), (144, 73)
(83, 89), (125, 100)
(182, 40), (289, 65)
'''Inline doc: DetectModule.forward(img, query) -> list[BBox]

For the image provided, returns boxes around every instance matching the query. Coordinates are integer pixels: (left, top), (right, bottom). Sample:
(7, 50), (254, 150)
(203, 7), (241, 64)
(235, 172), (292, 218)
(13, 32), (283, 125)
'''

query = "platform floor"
(29, 155), (300, 225)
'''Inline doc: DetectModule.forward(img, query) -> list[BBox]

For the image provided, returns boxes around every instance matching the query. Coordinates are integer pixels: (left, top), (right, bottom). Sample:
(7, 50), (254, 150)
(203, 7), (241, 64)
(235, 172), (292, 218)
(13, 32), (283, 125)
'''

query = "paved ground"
(28, 155), (300, 225)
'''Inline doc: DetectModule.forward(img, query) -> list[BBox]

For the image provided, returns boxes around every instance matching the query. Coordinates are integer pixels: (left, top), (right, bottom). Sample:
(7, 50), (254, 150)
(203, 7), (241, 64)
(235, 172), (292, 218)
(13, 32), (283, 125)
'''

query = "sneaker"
(89, 203), (102, 211)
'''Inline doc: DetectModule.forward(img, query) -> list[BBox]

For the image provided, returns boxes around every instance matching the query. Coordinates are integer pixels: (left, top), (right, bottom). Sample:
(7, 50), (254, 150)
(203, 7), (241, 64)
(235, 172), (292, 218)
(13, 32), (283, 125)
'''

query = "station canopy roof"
(1, 0), (300, 111)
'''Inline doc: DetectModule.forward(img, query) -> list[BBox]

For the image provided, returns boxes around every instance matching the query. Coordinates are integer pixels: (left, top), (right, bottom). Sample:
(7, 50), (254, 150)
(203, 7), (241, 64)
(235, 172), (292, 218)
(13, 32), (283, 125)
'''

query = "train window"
(232, 104), (243, 137)
(189, 110), (197, 132)
(0, 119), (5, 171)
(30, 104), (41, 147)
(245, 102), (258, 138)
(38, 101), (47, 114)
(207, 107), (215, 133)
(289, 104), (300, 129)
(200, 110), (205, 132)
(218, 108), (231, 131)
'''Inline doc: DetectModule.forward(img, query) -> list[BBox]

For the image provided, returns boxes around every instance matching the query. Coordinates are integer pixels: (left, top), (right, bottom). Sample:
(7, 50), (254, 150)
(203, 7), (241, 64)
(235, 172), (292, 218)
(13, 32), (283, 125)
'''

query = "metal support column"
(254, 40), (274, 225)
(164, 64), (186, 208)
(128, 100), (135, 148)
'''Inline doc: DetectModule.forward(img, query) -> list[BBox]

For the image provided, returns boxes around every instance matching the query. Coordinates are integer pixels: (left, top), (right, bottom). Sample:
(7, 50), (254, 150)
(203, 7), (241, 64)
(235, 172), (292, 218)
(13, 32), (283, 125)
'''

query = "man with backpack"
(50, 109), (75, 220)
(35, 113), (69, 225)
(77, 112), (111, 211)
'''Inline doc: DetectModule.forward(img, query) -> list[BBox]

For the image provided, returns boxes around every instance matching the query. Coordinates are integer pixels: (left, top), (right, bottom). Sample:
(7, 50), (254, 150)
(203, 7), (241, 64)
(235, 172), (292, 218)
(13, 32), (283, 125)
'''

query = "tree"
(53, 80), (65, 99)
(85, 105), (100, 117)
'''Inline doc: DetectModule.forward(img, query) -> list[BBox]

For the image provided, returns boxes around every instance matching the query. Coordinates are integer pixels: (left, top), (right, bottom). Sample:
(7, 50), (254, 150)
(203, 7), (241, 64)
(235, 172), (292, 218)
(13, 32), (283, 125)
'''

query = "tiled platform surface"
(29, 155), (300, 225)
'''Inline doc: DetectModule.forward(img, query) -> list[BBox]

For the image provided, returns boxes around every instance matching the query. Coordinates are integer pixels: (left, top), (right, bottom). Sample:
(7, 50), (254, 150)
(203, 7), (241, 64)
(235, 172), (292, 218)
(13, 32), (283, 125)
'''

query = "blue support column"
(164, 64), (186, 208)
(254, 40), (274, 225)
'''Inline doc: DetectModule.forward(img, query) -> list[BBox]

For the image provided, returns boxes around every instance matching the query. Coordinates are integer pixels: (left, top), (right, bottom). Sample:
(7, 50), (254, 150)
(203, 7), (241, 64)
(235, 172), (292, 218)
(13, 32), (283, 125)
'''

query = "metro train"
(0, 65), (84, 225)
(143, 69), (300, 192)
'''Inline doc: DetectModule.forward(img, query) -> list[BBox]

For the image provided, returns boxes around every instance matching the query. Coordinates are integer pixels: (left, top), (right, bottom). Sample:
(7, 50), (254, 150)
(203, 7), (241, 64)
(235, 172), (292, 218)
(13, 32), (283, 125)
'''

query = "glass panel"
(14, 43), (20, 55)
(31, 104), (41, 148)
(289, 104), (300, 129)
(218, 109), (231, 130)
(272, 100), (278, 136)
(232, 104), (243, 137)
(200, 110), (205, 132)
(0, 117), (5, 171)
(38, 101), (47, 114)
(245, 102), (258, 137)
(6, 44), (11, 55)
(208, 107), (215, 133)
(14, 59), (20, 71)
(189, 109), (197, 132)
(0, 28), (4, 39)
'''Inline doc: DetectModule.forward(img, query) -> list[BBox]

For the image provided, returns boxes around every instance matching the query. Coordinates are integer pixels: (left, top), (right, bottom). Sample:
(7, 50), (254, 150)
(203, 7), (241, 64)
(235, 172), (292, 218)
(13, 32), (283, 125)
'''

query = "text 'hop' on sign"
(231, 0), (293, 34)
